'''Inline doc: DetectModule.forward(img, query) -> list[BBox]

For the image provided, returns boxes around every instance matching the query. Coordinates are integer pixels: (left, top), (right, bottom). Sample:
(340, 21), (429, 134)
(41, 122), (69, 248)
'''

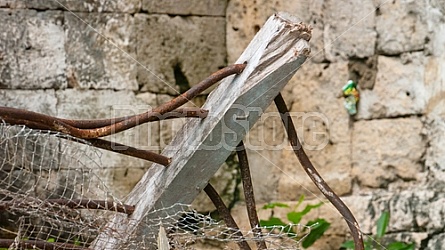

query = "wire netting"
(0, 121), (309, 249)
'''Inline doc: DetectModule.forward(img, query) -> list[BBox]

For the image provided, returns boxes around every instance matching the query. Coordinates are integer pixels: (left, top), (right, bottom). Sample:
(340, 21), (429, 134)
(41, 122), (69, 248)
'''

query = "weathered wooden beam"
(92, 12), (311, 249)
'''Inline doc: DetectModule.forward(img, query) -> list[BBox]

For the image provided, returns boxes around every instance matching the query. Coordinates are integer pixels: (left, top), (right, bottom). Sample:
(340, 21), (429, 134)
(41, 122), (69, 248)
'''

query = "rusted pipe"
(87, 139), (171, 166)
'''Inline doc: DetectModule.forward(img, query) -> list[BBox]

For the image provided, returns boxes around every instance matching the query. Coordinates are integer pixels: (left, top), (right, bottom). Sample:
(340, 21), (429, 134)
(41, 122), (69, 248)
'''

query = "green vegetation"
(259, 195), (331, 248)
(341, 211), (415, 250)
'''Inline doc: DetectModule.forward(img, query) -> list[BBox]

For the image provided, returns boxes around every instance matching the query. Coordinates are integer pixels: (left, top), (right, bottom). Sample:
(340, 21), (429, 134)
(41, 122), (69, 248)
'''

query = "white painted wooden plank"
(92, 12), (311, 249)
(157, 226), (170, 250)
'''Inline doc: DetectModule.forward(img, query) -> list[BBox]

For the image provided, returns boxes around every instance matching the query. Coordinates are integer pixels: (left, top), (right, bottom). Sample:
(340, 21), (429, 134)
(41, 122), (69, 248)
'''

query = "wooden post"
(92, 12), (311, 249)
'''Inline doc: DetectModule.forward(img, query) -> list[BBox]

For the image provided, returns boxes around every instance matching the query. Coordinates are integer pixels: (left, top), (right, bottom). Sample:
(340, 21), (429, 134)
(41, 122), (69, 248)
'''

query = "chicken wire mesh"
(0, 121), (310, 249)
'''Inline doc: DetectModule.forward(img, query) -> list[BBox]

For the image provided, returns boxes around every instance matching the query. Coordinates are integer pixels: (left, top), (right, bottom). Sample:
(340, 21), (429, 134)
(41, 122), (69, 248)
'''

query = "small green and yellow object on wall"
(342, 80), (360, 115)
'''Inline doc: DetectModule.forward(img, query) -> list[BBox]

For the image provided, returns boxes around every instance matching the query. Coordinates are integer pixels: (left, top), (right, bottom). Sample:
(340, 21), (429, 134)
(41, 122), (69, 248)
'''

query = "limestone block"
(65, 13), (138, 90)
(157, 94), (193, 150)
(0, 0), (25, 8)
(0, 89), (57, 115)
(56, 89), (159, 152)
(226, 0), (325, 63)
(424, 58), (445, 182)
(24, 0), (140, 13)
(0, 90), (59, 185)
(240, 105), (286, 203)
(358, 189), (445, 234)
(316, 190), (442, 246)
(0, 10), (66, 89)
(69, 0), (140, 13)
(323, 0), (376, 60)
(425, 15), (445, 57)
(425, 118), (445, 182)
(427, 233), (445, 249)
(243, 148), (282, 203)
(352, 118), (425, 188)
(424, 0), (445, 57)
(284, 61), (351, 145)
(143, 0), (227, 16)
(56, 90), (159, 198)
(425, 56), (445, 105)
(277, 142), (352, 200)
(269, 62), (353, 199)
(357, 53), (427, 119)
(135, 14), (226, 95)
(375, 0), (428, 55)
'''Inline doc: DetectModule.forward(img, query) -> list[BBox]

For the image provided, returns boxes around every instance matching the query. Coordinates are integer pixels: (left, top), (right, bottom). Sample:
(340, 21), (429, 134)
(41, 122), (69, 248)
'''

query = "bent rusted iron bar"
(0, 239), (88, 250)
(0, 64), (245, 139)
(273, 93), (364, 250)
(87, 139), (171, 166)
(236, 141), (267, 250)
(204, 183), (252, 250)
(59, 107), (209, 129)
(0, 106), (208, 131)
(0, 199), (135, 215)
(0, 107), (207, 166)
(65, 63), (246, 138)
(0, 113), (172, 166)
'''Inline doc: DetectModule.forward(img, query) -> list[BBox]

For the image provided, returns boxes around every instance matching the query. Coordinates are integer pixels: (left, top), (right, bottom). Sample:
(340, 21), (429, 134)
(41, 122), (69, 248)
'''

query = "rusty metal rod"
(60, 107), (208, 129)
(0, 64), (245, 139)
(204, 183), (252, 250)
(236, 141), (267, 250)
(0, 199), (135, 215)
(87, 139), (171, 166)
(0, 239), (89, 250)
(273, 93), (364, 250)
(0, 106), (208, 130)
(67, 63), (246, 138)
(0, 115), (171, 166)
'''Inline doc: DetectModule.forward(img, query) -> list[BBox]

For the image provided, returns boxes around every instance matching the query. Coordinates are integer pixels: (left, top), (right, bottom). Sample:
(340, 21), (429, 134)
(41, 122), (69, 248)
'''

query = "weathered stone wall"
(227, 0), (445, 249)
(0, 1), (227, 199)
(1, 0), (445, 249)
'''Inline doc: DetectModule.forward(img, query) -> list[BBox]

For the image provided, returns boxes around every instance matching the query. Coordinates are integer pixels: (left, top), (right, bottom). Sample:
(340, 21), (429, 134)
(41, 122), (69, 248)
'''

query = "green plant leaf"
(260, 217), (287, 227)
(387, 242), (415, 250)
(287, 202), (323, 224)
(47, 238), (55, 243)
(301, 203), (323, 215)
(295, 194), (305, 208)
(261, 202), (289, 210)
(260, 217), (295, 236)
(376, 211), (390, 238)
(340, 240), (355, 249)
(287, 211), (304, 224)
(301, 218), (330, 248)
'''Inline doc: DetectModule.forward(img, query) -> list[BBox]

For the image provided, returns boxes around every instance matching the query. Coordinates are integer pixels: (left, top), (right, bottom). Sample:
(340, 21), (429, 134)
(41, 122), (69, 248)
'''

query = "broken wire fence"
(0, 121), (310, 249)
